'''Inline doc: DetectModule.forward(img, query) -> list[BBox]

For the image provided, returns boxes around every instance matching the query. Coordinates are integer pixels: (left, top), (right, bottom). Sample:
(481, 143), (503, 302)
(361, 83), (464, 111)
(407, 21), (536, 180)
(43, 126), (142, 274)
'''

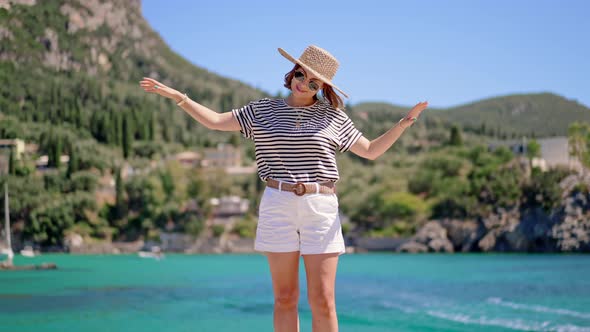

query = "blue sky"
(142, 0), (589, 108)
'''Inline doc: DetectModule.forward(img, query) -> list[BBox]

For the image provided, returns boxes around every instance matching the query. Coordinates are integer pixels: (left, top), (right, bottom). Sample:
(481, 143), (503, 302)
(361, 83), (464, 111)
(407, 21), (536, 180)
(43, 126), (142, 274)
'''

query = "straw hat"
(278, 45), (349, 98)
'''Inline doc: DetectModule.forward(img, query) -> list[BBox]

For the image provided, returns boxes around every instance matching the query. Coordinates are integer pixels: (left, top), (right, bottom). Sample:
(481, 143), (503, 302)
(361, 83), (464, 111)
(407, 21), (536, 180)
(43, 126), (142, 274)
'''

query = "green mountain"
(0, 0), (267, 162)
(352, 93), (590, 138)
(1, 0), (266, 103)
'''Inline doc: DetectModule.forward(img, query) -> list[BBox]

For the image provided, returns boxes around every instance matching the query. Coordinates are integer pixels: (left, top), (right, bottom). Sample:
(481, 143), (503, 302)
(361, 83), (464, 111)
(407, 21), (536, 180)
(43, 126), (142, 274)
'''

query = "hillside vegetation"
(0, 0), (587, 252)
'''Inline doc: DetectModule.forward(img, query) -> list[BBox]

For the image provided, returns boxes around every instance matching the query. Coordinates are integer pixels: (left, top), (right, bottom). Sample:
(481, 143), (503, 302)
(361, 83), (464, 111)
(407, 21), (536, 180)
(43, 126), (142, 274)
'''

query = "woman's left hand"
(400, 101), (428, 129)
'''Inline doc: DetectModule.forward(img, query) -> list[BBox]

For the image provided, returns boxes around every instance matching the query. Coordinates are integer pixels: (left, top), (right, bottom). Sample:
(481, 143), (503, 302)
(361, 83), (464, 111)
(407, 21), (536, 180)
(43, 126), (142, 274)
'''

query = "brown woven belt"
(266, 178), (336, 196)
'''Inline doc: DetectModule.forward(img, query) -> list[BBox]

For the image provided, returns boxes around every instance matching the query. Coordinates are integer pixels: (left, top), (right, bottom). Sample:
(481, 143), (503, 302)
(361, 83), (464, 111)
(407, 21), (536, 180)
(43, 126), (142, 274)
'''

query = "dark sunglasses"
(293, 70), (320, 91)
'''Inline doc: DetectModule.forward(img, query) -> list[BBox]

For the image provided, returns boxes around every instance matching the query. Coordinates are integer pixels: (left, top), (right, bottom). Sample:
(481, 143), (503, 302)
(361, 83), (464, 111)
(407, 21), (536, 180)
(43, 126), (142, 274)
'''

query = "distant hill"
(352, 93), (590, 137)
(436, 93), (589, 137)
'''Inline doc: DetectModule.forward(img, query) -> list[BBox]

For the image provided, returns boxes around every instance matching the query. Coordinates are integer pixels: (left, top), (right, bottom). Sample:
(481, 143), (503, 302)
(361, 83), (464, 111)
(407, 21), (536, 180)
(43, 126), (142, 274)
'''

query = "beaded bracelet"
(176, 93), (188, 106)
(398, 117), (418, 129)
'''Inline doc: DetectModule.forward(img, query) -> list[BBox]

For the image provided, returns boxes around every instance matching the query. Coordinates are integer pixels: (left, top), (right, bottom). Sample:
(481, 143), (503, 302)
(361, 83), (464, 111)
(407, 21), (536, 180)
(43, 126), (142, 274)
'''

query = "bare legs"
(267, 251), (301, 332)
(266, 252), (340, 332)
(303, 253), (340, 332)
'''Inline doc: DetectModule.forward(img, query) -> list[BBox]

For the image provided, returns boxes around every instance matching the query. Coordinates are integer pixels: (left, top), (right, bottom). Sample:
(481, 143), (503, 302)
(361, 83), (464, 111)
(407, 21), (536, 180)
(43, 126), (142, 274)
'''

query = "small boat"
(20, 245), (36, 257)
(1, 262), (57, 270)
(0, 247), (56, 270)
(1, 180), (56, 271)
(138, 246), (165, 260)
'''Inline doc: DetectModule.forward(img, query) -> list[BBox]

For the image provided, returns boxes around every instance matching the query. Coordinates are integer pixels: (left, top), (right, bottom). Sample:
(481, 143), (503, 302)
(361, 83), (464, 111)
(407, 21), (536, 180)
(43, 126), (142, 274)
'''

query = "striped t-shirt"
(232, 98), (363, 183)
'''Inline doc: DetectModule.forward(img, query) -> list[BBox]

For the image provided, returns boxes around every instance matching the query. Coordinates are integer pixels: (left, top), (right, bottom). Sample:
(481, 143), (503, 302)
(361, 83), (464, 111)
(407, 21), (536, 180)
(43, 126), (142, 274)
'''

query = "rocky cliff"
(399, 174), (590, 253)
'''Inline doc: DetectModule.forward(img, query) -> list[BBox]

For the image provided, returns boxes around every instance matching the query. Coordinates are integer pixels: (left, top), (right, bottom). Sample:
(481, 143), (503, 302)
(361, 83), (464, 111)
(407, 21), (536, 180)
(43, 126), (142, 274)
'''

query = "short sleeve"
(338, 112), (363, 153)
(232, 99), (265, 140)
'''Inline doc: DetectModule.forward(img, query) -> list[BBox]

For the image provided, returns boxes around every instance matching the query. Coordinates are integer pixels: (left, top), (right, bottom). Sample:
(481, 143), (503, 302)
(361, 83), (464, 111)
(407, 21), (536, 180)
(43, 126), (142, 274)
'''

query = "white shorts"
(255, 186), (346, 255)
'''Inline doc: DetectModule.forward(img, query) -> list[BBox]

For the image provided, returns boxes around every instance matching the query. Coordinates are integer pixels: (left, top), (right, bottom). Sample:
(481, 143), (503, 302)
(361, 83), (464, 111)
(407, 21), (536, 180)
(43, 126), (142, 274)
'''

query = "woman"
(140, 45), (428, 332)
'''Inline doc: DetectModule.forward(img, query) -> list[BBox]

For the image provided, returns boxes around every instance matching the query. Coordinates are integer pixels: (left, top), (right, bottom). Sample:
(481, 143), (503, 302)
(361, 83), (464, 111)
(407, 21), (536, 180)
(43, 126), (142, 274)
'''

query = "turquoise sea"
(0, 253), (589, 332)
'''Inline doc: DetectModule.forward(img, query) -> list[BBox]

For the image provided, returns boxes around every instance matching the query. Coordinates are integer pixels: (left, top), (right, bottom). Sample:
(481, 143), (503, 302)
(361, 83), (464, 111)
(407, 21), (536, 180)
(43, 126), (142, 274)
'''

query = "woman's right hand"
(139, 77), (181, 102)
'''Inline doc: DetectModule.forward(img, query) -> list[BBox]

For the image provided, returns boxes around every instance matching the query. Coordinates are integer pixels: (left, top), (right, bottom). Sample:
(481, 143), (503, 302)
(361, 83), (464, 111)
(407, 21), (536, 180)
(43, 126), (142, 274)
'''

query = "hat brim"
(278, 48), (349, 99)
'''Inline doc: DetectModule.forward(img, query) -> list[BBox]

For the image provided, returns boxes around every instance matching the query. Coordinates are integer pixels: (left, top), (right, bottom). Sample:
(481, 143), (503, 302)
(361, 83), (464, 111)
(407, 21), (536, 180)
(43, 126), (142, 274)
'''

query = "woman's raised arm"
(350, 101), (428, 160)
(139, 77), (240, 132)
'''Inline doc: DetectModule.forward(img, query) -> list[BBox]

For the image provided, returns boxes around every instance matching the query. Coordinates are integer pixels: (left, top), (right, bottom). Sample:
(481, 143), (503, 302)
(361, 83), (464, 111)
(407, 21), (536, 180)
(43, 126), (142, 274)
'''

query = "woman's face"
(290, 67), (323, 97)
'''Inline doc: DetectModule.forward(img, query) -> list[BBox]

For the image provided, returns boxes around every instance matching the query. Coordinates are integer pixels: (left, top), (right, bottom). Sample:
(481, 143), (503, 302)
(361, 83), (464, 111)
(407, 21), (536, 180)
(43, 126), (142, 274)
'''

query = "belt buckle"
(294, 182), (306, 196)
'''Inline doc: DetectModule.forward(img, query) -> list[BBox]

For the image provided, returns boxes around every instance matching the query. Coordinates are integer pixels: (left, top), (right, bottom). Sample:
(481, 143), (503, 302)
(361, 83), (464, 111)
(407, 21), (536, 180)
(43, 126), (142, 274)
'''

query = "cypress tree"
(74, 100), (82, 127)
(479, 122), (486, 135)
(148, 111), (155, 141)
(111, 111), (119, 146)
(162, 118), (170, 141)
(449, 126), (463, 146)
(54, 134), (62, 169)
(47, 131), (57, 168)
(67, 148), (79, 178)
(115, 167), (127, 219)
(142, 120), (150, 141)
(122, 114), (132, 159)
(47, 142), (55, 168)
(116, 111), (123, 146)
(8, 148), (15, 175)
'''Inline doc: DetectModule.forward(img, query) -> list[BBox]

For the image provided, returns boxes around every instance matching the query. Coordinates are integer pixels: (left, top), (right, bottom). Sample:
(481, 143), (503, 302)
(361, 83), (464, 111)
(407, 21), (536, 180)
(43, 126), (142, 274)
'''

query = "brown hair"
(283, 64), (344, 110)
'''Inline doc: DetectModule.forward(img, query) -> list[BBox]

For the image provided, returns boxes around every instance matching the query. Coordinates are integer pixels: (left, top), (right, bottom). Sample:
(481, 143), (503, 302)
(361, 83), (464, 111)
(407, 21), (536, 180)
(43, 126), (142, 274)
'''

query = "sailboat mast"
(4, 181), (9, 251)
